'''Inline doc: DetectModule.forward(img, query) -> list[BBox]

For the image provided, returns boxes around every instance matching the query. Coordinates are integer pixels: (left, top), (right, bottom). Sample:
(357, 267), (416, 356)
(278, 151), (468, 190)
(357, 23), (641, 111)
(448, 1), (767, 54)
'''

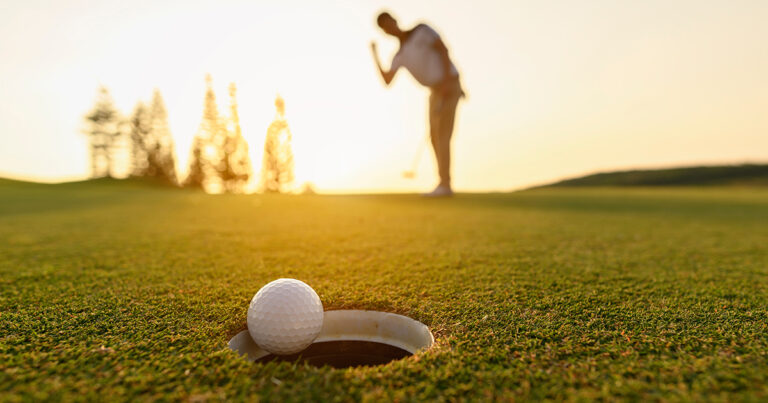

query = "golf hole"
(228, 310), (434, 369)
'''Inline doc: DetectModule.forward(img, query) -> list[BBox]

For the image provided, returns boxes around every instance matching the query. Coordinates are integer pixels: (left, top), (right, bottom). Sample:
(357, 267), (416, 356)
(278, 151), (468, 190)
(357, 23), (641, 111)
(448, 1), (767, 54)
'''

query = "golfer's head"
(376, 12), (399, 35)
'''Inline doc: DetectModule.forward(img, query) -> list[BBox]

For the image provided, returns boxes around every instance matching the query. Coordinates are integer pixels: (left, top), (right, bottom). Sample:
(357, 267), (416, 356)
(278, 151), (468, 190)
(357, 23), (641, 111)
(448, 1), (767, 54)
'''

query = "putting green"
(2, 178), (768, 401)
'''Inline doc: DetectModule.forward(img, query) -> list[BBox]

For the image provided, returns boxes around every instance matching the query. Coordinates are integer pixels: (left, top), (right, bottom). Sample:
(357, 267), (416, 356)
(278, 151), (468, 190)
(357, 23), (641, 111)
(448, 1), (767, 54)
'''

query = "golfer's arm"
(378, 66), (396, 85)
(373, 56), (397, 85)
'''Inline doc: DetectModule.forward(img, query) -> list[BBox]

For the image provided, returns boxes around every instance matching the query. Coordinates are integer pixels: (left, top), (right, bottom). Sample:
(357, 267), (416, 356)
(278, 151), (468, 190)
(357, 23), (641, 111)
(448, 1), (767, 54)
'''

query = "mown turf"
(543, 164), (768, 187)
(2, 180), (768, 401)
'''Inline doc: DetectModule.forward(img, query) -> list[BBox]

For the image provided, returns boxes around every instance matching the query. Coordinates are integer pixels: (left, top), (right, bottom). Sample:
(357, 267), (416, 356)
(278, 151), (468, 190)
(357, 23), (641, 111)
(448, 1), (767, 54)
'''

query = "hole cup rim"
(228, 309), (434, 363)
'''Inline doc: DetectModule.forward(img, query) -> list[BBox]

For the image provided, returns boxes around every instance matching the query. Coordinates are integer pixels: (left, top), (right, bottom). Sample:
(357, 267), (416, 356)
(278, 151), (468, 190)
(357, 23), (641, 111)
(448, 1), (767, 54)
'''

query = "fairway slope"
(540, 163), (768, 187)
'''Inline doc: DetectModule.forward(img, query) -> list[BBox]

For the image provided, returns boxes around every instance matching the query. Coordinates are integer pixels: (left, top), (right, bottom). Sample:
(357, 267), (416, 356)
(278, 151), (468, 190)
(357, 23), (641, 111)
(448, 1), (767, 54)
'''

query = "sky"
(1, 0), (767, 193)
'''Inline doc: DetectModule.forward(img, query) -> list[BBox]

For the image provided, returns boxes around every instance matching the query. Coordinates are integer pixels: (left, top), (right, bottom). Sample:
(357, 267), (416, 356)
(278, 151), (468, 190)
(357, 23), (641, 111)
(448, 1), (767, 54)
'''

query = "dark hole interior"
(255, 340), (412, 369)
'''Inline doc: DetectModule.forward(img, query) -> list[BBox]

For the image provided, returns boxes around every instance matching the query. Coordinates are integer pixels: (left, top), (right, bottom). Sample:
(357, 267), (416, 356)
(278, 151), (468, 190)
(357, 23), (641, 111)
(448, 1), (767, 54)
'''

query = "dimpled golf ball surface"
(247, 278), (324, 355)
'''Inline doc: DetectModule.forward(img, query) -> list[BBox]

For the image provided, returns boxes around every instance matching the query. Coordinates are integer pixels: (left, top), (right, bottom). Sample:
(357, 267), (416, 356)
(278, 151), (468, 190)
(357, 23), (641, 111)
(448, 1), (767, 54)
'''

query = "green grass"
(2, 179), (768, 401)
(542, 163), (768, 187)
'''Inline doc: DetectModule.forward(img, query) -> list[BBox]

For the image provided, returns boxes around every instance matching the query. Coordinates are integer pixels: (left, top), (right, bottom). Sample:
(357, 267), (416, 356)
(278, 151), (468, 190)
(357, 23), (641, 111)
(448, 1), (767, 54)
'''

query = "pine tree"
(149, 89), (178, 184)
(129, 102), (151, 177)
(185, 74), (225, 190)
(220, 83), (252, 192)
(261, 95), (294, 193)
(185, 136), (206, 188)
(84, 86), (122, 178)
(127, 90), (178, 185)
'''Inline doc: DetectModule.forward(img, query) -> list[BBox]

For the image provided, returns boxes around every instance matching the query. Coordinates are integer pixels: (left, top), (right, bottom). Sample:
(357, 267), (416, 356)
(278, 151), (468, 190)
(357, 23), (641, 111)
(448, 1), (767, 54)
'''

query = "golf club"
(402, 136), (428, 179)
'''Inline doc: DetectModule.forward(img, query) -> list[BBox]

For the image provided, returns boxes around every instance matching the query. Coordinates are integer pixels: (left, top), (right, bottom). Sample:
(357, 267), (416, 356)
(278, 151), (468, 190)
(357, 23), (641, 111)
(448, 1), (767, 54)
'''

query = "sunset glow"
(1, 0), (767, 192)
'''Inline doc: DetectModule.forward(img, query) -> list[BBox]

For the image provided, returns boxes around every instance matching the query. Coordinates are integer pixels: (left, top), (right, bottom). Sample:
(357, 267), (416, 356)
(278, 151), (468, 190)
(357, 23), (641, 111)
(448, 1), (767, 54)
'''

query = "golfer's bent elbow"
(381, 70), (395, 85)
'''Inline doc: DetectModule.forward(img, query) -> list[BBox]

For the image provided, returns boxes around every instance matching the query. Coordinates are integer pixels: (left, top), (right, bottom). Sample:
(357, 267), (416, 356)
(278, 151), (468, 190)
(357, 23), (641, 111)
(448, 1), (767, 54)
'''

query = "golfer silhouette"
(371, 11), (464, 197)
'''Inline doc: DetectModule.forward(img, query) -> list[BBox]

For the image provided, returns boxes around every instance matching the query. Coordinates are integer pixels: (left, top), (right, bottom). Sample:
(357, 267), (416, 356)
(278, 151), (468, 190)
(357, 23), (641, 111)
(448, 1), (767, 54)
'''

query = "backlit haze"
(1, 0), (767, 193)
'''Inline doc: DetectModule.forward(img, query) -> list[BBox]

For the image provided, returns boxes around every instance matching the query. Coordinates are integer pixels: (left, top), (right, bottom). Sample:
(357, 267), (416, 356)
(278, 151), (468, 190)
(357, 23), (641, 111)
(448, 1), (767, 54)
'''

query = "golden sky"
(1, 0), (767, 192)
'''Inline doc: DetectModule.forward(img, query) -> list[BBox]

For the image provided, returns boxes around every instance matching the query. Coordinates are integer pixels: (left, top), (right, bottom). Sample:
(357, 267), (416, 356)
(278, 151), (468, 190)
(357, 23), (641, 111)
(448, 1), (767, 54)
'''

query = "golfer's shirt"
(390, 24), (459, 88)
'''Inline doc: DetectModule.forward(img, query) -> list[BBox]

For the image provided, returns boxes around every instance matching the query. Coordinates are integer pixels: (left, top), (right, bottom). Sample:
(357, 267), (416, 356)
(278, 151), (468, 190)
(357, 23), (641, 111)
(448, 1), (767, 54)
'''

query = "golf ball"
(247, 278), (324, 355)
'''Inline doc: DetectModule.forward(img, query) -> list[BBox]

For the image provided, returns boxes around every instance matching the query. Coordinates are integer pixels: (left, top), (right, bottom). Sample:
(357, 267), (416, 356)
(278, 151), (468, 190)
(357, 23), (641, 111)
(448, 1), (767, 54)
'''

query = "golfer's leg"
(429, 92), (443, 184)
(437, 90), (460, 188)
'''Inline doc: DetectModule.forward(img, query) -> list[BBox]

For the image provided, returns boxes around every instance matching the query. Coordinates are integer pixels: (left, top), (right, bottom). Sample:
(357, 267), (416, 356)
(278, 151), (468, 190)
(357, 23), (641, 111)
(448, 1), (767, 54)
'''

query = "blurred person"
(371, 11), (464, 197)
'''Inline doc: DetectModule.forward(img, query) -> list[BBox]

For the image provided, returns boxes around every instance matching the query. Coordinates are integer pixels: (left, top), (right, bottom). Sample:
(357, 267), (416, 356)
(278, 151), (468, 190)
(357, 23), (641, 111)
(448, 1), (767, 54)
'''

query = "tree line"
(83, 75), (295, 193)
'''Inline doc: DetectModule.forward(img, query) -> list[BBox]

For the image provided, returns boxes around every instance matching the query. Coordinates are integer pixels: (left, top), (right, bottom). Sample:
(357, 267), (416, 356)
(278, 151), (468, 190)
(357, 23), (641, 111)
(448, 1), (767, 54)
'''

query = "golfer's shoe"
(422, 185), (453, 198)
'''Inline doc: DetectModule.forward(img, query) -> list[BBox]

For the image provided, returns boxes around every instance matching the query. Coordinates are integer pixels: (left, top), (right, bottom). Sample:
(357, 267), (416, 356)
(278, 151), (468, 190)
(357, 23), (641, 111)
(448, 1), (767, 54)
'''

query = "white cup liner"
(228, 309), (435, 361)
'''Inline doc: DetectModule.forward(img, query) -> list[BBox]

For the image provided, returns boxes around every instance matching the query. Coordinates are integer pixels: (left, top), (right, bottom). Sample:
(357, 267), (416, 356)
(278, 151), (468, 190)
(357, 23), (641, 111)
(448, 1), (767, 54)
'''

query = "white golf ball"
(247, 278), (324, 355)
